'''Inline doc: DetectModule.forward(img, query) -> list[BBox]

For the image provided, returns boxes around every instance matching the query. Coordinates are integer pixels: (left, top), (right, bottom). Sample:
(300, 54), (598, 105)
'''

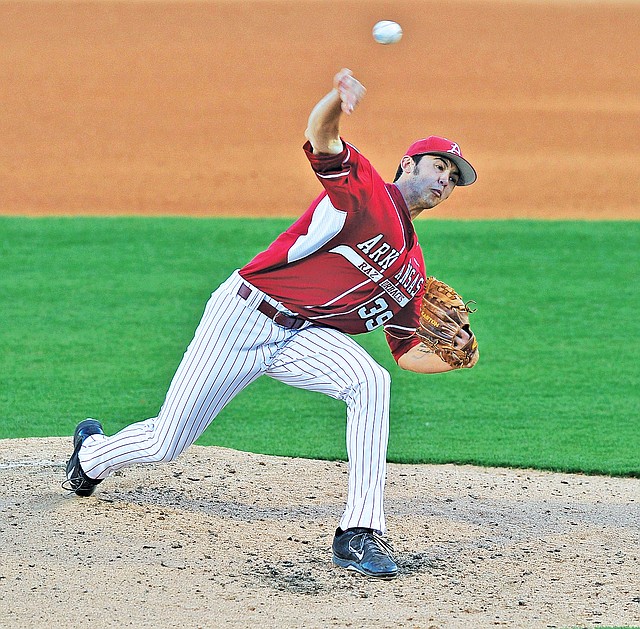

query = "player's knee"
(370, 361), (390, 386)
(356, 361), (391, 396)
(377, 364), (391, 394)
(143, 435), (185, 464)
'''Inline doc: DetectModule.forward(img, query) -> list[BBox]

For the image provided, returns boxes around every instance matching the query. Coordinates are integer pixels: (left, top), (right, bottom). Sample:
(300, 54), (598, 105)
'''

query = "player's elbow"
(306, 131), (344, 156)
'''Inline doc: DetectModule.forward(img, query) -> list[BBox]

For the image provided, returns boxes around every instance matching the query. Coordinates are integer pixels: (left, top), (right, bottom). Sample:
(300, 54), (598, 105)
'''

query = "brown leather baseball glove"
(416, 277), (478, 369)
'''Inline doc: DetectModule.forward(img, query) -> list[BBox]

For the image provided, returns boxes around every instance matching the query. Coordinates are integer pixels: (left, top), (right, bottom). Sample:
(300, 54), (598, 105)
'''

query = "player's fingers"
(338, 75), (365, 99)
(337, 75), (366, 115)
(333, 67), (353, 89)
(341, 101), (353, 115)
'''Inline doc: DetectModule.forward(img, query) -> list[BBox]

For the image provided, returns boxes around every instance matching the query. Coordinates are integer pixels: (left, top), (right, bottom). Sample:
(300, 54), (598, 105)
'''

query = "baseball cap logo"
(447, 142), (461, 156)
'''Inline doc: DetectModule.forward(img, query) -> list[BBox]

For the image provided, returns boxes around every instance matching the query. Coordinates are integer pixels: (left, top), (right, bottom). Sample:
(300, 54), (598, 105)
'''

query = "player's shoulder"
(343, 141), (386, 180)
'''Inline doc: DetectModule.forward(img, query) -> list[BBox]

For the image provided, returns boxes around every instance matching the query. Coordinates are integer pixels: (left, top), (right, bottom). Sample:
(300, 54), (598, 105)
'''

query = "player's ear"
(399, 155), (415, 176)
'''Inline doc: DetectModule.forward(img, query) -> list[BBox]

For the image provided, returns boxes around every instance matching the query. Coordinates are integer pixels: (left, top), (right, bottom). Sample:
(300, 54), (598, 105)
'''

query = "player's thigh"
(266, 325), (390, 400)
(158, 286), (282, 427)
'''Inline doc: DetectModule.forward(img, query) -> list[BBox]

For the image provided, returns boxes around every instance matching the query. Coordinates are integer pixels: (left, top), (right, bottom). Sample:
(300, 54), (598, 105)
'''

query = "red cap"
(404, 136), (477, 186)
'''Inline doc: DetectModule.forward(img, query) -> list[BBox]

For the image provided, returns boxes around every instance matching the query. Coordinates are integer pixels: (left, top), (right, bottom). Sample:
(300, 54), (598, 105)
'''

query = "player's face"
(410, 155), (460, 210)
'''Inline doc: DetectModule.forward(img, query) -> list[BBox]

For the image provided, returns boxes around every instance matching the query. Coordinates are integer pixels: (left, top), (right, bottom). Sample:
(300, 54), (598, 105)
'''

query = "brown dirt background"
(1, 2), (639, 628)
(1, 0), (639, 219)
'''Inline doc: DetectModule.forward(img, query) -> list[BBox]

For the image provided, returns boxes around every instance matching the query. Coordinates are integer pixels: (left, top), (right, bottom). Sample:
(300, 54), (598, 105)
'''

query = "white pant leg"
(79, 273), (291, 479)
(266, 326), (391, 533)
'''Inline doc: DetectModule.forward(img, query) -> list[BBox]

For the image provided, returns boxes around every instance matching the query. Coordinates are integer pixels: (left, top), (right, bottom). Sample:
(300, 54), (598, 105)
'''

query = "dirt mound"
(1, 438), (638, 628)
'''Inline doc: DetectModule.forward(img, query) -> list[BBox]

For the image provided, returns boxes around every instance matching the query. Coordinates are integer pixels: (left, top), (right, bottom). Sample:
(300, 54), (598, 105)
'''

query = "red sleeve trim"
(386, 333), (422, 364)
(303, 140), (350, 176)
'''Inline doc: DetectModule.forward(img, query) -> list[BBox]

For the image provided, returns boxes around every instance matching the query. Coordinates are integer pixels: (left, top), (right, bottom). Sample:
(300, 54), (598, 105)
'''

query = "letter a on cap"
(447, 142), (461, 156)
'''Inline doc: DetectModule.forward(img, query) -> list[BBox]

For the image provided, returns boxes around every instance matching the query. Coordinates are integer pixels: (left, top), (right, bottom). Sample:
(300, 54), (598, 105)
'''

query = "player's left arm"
(388, 310), (479, 374)
(398, 333), (480, 373)
(305, 68), (366, 155)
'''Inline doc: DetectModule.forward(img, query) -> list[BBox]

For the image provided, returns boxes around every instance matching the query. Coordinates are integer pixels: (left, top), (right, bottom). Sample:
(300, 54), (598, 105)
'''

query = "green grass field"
(1, 217), (638, 476)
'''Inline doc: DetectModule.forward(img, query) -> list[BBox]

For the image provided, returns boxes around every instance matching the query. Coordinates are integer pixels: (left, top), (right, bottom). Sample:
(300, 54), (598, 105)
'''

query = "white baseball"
(372, 20), (403, 45)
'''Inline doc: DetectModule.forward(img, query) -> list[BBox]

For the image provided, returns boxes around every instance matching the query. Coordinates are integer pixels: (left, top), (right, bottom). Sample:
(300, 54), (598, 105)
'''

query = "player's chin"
(423, 195), (443, 210)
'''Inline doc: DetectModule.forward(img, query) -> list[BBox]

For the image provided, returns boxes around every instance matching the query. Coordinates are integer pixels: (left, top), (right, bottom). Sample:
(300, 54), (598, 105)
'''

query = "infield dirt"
(1, 439), (639, 628)
(0, 1), (639, 628)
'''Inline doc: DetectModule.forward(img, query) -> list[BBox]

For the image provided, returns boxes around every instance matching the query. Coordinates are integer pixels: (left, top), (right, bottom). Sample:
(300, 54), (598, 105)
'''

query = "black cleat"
(332, 527), (398, 580)
(63, 419), (104, 497)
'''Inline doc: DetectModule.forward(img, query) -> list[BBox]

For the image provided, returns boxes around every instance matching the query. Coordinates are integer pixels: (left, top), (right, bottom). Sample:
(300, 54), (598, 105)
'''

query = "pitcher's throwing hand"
(334, 68), (366, 114)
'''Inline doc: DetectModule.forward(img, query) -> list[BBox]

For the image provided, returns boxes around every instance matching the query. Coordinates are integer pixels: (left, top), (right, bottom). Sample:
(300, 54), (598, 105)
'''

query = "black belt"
(237, 283), (306, 330)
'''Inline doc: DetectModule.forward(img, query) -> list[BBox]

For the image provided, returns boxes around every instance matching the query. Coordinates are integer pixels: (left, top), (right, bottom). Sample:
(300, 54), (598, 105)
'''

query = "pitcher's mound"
(0, 438), (637, 628)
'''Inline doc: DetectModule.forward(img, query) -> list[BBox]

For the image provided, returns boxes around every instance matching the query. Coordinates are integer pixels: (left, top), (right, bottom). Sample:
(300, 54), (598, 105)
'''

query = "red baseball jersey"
(240, 140), (424, 361)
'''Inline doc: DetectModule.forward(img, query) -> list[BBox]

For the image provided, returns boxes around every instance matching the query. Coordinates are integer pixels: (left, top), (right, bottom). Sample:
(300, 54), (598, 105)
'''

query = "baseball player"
(64, 68), (478, 580)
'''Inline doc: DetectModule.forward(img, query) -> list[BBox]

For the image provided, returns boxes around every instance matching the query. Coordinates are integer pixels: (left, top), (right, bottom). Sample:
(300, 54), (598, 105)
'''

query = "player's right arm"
(305, 68), (366, 155)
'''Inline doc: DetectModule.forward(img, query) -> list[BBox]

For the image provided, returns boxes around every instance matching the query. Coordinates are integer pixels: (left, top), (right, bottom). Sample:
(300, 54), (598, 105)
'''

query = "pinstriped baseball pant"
(79, 271), (391, 533)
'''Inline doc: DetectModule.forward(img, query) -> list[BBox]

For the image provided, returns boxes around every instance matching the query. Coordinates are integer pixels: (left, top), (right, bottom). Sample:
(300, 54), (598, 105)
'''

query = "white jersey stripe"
(287, 196), (347, 263)
(310, 277), (372, 309)
(316, 169), (351, 179)
(305, 290), (388, 322)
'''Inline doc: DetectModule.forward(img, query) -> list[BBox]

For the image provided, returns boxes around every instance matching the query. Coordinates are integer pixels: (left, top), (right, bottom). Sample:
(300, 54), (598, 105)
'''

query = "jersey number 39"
(358, 298), (393, 331)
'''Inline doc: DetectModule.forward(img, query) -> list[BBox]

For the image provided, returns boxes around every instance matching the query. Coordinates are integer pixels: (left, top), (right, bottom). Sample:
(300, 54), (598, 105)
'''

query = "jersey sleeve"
(303, 140), (376, 212)
(383, 281), (425, 363)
